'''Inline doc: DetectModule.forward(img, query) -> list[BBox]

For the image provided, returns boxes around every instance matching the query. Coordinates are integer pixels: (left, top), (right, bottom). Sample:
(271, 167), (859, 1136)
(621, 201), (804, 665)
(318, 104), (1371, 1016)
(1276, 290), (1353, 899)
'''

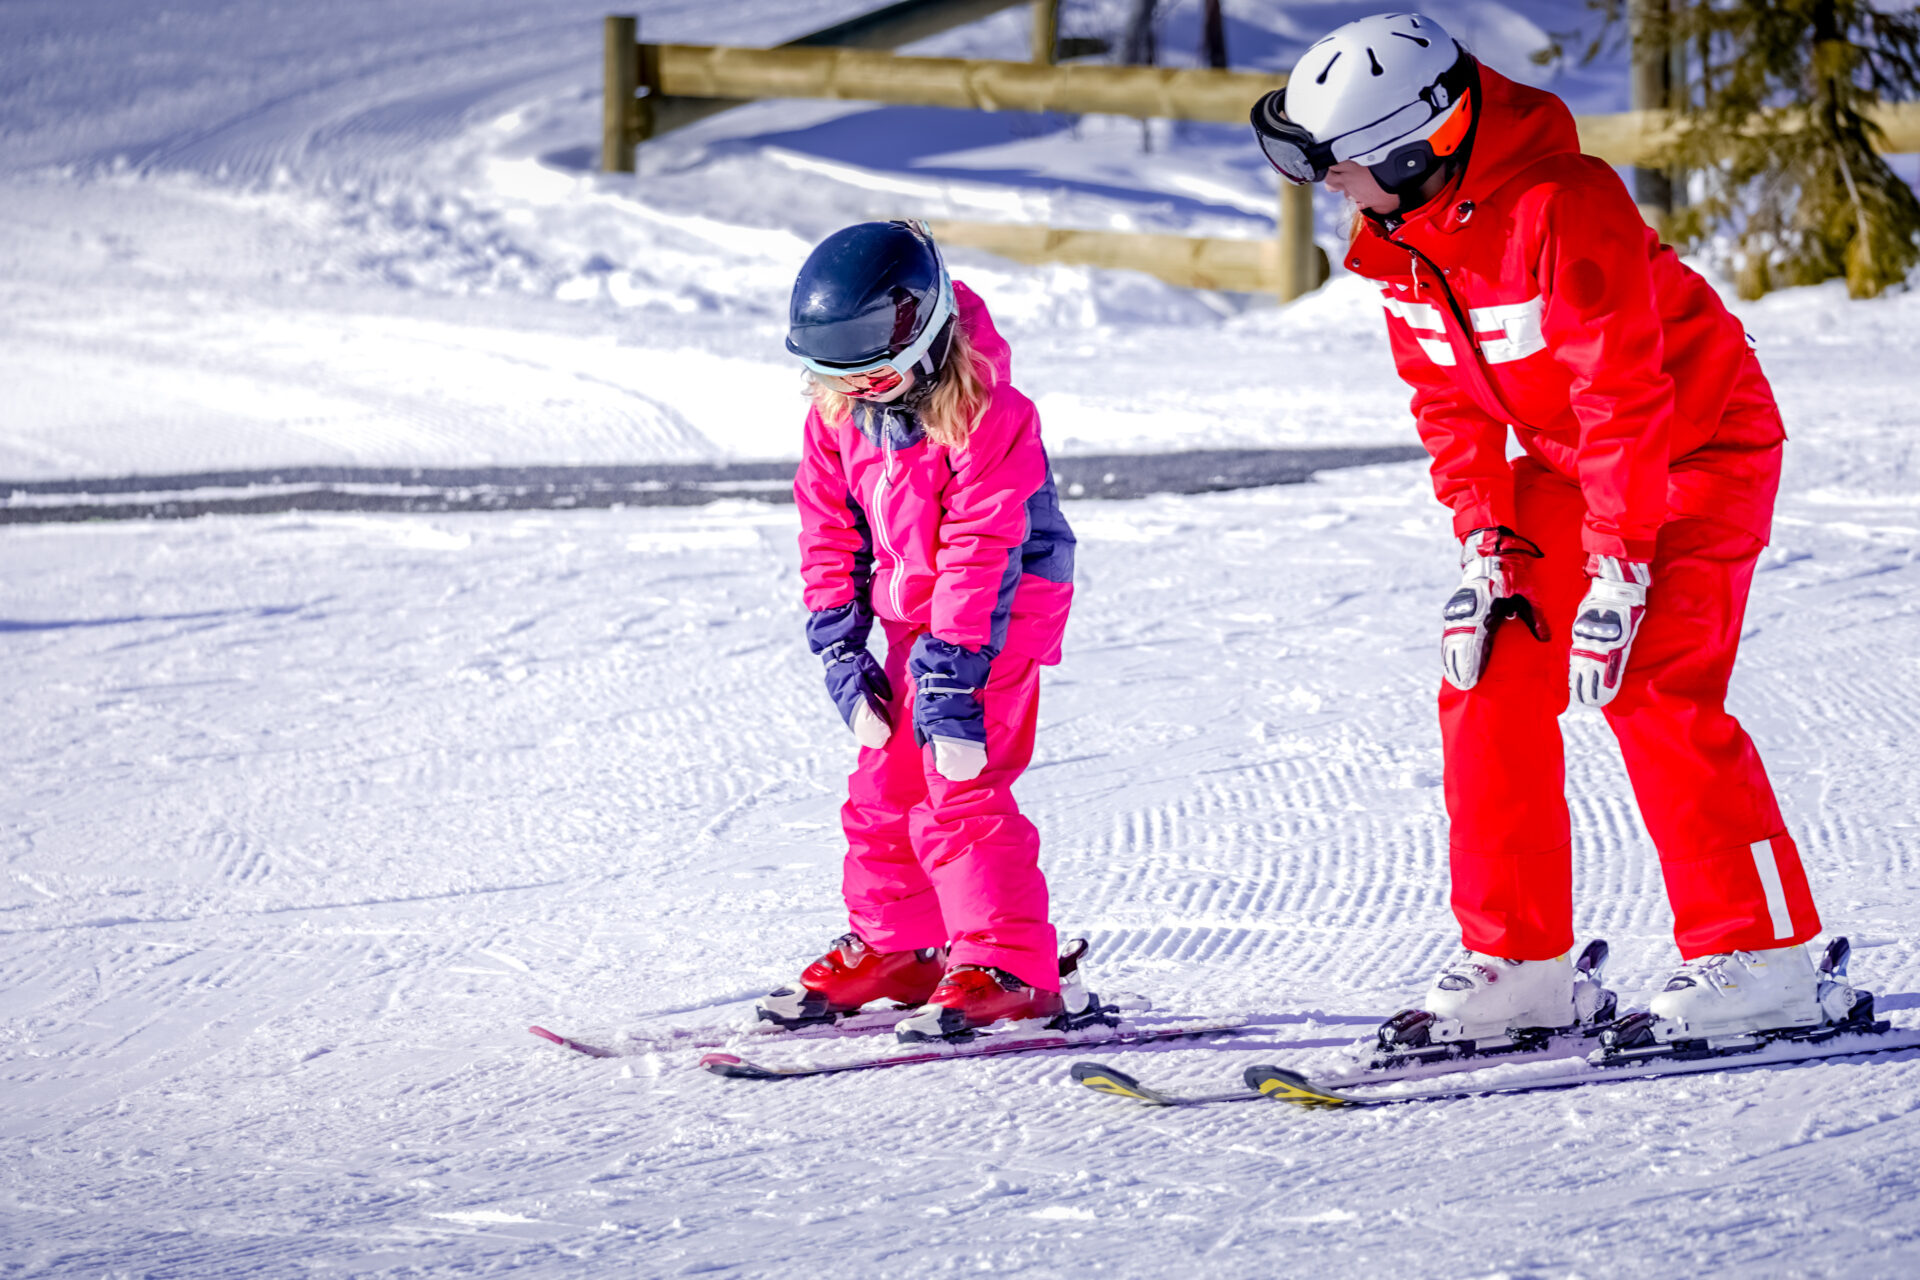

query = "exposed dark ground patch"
(0, 447), (1428, 524)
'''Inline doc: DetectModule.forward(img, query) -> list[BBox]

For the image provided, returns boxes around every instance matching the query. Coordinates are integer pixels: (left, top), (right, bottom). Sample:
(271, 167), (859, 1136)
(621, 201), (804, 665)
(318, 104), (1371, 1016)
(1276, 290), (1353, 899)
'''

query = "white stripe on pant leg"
(1750, 838), (1794, 940)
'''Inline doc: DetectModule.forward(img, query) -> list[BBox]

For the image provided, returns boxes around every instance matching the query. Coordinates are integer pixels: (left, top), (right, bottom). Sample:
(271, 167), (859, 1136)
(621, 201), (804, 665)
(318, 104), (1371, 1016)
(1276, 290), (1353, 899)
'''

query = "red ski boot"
(757, 934), (946, 1028)
(894, 964), (1067, 1042)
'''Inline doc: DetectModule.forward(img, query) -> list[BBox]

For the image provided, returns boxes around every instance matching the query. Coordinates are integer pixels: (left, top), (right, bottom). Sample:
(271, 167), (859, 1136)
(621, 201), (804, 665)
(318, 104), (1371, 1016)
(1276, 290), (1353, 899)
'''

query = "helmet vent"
(1315, 51), (1340, 84)
(1392, 31), (1432, 47)
(1367, 47), (1384, 75)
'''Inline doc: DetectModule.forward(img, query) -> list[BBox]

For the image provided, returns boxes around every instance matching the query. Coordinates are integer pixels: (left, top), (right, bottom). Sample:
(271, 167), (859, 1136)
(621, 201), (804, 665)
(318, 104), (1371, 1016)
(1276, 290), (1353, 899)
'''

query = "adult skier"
(764, 221), (1080, 1042)
(1250, 13), (1843, 1046)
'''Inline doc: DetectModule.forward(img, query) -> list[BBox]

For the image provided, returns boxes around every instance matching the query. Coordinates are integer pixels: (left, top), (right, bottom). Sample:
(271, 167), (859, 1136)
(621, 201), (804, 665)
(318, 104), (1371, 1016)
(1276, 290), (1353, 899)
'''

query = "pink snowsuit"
(793, 282), (1075, 992)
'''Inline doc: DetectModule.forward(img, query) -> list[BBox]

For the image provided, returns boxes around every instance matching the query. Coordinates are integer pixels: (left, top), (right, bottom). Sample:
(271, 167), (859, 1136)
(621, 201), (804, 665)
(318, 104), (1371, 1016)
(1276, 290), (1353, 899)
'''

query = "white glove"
(851, 699), (893, 749)
(1569, 554), (1652, 707)
(1441, 526), (1548, 691)
(930, 736), (987, 782)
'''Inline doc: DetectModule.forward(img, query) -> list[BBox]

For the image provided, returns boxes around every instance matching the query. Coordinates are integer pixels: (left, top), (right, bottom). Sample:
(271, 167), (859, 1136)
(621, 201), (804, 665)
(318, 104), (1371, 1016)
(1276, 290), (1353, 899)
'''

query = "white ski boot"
(1644, 944), (1823, 1041)
(1374, 938), (1616, 1067)
(1602, 938), (1884, 1060)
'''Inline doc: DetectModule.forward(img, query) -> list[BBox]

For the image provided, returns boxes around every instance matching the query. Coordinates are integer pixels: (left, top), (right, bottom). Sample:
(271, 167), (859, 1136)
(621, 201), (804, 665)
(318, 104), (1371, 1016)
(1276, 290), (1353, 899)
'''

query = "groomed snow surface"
(5, 2), (1920, 1276)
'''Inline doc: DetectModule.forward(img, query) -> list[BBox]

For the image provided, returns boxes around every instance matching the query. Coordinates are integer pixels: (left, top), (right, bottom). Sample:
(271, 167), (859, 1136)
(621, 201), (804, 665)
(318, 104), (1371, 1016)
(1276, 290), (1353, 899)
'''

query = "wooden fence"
(603, 11), (1920, 300)
(604, 1), (1037, 157)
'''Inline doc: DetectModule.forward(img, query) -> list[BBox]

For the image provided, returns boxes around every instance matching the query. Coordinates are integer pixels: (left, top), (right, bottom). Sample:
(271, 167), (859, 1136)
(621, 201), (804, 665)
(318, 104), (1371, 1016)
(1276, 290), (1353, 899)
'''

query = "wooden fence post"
(1276, 181), (1317, 302)
(1031, 0), (1059, 65)
(603, 14), (638, 173)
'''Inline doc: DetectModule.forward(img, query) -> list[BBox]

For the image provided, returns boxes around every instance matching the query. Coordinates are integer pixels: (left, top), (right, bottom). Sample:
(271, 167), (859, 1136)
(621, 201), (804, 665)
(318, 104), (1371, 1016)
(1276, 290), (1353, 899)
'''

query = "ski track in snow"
(5, 1), (1920, 1276)
(5, 466), (1920, 1277)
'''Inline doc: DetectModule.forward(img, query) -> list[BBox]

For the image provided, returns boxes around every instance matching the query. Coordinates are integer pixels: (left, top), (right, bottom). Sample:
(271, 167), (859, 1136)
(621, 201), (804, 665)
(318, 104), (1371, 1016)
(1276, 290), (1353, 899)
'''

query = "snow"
(4, 1), (1920, 1276)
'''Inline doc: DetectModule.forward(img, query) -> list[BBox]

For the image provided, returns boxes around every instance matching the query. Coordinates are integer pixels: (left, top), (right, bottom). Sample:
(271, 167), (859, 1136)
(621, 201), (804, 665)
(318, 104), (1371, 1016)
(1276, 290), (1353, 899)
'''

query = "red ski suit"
(793, 283), (1074, 992)
(1345, 66), (1821, 961)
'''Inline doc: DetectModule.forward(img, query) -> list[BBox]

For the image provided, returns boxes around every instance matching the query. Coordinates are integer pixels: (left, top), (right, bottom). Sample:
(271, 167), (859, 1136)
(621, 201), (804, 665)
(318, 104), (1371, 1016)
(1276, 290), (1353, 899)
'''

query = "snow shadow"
(723, 105), (1266, 224)
(0, 605), (307, 632)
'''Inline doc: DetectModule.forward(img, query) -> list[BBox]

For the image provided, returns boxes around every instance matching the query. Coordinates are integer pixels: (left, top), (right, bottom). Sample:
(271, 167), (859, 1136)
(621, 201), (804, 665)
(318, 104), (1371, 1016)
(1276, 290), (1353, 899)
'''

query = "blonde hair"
(806, 321), (997, 449)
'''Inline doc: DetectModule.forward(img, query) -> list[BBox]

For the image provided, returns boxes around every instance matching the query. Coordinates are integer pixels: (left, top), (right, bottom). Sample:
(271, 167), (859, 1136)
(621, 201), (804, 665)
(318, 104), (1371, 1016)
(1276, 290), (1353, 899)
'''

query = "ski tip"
(700, 1052), (781, 1080)
(1243, 1064), (1364, 1109)
(528, 1026), (618, 1058)
(1070, 1061), (1166, 1104)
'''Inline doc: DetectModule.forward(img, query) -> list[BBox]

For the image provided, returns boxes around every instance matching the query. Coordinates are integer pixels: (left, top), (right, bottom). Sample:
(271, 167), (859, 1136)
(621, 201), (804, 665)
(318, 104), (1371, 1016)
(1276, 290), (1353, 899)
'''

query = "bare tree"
(1122, 0), (1158, 66)
(1201, 0), (1229, 70)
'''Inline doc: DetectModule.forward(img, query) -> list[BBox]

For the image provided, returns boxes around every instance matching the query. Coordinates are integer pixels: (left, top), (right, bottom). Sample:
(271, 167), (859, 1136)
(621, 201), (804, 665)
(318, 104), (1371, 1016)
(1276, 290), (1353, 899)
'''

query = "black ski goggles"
(1250, 89), (1335, 185)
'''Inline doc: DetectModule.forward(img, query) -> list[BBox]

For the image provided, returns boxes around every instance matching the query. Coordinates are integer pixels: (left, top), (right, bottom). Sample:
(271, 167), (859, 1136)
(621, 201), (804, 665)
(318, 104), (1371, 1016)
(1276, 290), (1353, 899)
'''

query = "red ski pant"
(839, 618), (1058, 992)
(1441, 459), (1820, 962)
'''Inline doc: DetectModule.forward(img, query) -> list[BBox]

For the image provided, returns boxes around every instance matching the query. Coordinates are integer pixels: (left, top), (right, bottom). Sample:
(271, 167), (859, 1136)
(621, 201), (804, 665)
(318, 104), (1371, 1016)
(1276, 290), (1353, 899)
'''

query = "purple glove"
(907, 635), (990, 781)
(807, 603), (893, 748)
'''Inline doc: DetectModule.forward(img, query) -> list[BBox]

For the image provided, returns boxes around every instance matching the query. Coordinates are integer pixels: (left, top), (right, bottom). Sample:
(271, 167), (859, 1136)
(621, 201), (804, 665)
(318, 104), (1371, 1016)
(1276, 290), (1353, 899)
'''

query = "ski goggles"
(798, 273), (957, 400)
(1250, 89), (1336, 185)
(1250, 73), (1473, 185)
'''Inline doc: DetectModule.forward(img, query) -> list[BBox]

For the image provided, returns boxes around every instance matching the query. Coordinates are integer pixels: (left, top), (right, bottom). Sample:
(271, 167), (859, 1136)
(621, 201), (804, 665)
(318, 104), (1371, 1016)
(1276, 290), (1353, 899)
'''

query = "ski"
(526, 1005), (948, 1059)
(1070, 1016), (1614, 1106)
(702, 1018), (1246, 1080)
(1070, 1061), (1263, 1106)
(1244, 1022), (1920, 1108)
(1076, 1022), (1920, 1110)
(1070, 1033), (1599, 1107)
(531, 992), (1158, 1061)
(529, 1025), (620, 1058)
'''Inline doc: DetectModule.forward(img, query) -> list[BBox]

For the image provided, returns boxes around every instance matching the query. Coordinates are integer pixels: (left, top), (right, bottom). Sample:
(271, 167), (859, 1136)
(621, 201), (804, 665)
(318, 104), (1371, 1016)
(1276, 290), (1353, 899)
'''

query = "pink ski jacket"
(794, 282), (1074, 664)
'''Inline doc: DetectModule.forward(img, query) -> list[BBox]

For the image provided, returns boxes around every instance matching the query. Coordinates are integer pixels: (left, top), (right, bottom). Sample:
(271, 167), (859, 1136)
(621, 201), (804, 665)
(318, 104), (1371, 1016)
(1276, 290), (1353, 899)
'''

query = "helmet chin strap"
(1361, 154), (1468, 236)
(1372, 148), (1461, 208)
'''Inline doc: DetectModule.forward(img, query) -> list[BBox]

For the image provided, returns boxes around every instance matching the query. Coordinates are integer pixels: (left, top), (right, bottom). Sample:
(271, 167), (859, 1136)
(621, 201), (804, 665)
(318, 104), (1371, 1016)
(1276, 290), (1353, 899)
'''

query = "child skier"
(1250, 13), (1847, 1048)
(760, 221), (1078, 1043)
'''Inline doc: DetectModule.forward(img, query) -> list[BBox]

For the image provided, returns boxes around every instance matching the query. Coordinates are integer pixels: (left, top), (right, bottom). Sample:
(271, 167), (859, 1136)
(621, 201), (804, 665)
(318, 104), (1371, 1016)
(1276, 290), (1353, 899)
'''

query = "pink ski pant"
(840, 618), (1058, 992)
(1441, 457), (1821, 962)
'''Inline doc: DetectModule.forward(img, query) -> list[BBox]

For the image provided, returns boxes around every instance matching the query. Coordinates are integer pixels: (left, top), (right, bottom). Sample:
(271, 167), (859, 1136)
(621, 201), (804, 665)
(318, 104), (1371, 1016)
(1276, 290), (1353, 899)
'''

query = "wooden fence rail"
(603, 17), (1920, 300)
(636, 42), (1287, 125)
(605, 2), (1033, 170)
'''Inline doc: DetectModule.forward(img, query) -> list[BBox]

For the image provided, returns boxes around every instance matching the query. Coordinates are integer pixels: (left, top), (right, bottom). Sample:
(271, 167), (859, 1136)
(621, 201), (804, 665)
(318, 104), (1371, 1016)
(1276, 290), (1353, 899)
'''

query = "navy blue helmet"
(787, 222), (954, 383)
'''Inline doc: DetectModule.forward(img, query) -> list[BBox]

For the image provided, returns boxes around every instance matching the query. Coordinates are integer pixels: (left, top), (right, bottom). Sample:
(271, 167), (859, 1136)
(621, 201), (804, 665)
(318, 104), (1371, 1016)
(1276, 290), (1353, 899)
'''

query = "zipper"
(1390, 231), (1540, 436)
(1396, 235), (1482, 360)
(870, 426), (906, 618)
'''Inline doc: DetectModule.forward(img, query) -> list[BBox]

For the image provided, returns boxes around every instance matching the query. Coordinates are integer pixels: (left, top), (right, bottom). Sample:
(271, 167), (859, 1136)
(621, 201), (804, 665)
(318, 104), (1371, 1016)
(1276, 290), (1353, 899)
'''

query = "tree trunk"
(1200, 0), (1228, 70)
(1628, 0), (1673, 222)
(1122, 0), (1157, 66)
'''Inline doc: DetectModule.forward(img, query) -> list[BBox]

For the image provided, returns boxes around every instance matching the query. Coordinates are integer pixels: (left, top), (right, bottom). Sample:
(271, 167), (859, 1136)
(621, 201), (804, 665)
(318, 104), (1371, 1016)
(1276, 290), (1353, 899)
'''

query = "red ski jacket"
(794, 282), (1075, 664)
(1344, 66), (1784, 561)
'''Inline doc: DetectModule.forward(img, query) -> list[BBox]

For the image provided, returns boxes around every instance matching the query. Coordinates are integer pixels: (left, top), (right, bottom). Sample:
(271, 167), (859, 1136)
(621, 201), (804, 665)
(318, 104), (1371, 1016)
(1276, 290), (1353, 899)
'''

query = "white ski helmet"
(1251, 12), (1478, 195)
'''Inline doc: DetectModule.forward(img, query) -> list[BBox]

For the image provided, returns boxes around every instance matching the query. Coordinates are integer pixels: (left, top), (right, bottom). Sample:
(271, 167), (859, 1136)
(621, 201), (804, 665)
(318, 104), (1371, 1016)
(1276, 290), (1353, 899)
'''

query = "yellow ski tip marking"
(1082, 1074), (1150, 1099)
(1246, 1066), (1363, 1109)
(1070, 1062), (1168, 1105)
(1254, 1077), (1355, 1109)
